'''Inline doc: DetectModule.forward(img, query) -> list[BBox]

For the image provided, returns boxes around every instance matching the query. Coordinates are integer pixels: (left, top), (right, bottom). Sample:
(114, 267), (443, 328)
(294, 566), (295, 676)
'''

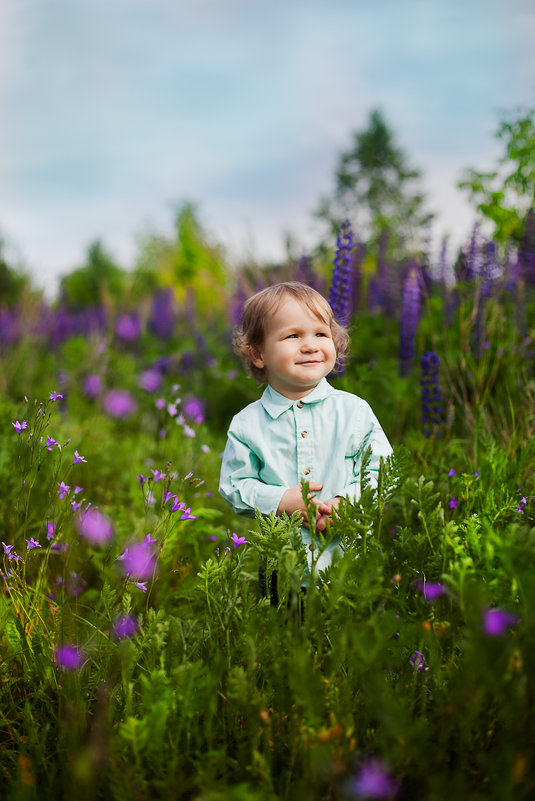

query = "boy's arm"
(219, 428), (287, 516)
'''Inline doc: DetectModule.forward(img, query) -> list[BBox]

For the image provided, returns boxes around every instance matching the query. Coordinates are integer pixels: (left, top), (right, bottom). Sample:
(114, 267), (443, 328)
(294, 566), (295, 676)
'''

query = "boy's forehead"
(269, 294), (329, 325)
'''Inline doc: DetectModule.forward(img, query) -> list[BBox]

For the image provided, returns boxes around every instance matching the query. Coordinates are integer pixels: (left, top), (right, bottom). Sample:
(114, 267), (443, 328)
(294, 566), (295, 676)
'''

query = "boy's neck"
(268, 380), (323, 401)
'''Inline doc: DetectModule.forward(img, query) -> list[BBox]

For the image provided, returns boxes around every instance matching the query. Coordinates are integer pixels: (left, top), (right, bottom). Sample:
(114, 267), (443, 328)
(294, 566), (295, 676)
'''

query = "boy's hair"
(233, 281), (350, 383)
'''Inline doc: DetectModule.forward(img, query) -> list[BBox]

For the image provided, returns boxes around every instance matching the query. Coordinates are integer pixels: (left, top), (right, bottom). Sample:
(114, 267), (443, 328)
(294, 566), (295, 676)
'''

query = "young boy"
(219, 282), (392, 573)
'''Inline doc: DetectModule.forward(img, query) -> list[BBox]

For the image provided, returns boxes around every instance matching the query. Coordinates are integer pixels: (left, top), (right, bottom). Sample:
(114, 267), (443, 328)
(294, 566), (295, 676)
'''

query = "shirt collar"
(260, 377), (334, 419)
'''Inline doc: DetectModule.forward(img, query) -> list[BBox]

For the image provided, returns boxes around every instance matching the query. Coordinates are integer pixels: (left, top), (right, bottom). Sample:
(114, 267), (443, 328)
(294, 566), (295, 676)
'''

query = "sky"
(1, 0), (534, 297)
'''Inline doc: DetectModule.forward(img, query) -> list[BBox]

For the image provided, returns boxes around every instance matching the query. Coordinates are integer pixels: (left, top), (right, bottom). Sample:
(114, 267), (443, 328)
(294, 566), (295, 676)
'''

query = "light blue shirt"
(219, 378), (392, 571)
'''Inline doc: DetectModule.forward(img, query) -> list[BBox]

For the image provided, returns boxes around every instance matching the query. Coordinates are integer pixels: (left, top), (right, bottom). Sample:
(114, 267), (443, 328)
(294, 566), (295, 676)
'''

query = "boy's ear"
(250, 346), (264, 369)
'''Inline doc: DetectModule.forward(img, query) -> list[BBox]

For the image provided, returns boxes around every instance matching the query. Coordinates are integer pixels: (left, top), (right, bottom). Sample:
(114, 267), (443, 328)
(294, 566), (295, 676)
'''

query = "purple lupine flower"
(49, 391), (64, 402)
(328, 219), (355, 328)
(115, 313), (141, 341)
(73, 450), (87, 464)
(399, 266), (422, 377)
(57, 481), (71, 499)
(230, 533), (247, 549)
(77, 508), (114, 545)
(348, 759), (400, 799)
(26, 538), (41, 550)
(104, 389), (137, 419)
(148, 288), (176, 340)
(54, 643), (84, 671)
(12, 420), (28, 434)
(420, 352), (443, 438)
(483, 608), (518, 636)
(84, 374), (102, 397)
(139, 368), (162, 392)
(416, 581), (445, 602)
(117, 541), (155, 579)
(112, 614), (139, 639)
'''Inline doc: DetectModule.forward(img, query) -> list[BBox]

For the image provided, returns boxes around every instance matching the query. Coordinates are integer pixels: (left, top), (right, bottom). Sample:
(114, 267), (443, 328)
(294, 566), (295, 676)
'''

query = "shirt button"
(301, 430), (308, 438)
(296, 401), (304, 408)
(303, 467), (311, 475)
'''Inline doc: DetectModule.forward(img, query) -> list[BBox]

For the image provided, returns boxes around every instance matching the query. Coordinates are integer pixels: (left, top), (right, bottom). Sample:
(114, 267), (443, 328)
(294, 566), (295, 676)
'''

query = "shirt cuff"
(252, 484), (288, 516)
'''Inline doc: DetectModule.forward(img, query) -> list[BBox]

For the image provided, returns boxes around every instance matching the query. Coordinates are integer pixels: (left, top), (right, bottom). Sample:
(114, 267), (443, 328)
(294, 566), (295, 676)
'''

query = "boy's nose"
(301, 337), (318, 351)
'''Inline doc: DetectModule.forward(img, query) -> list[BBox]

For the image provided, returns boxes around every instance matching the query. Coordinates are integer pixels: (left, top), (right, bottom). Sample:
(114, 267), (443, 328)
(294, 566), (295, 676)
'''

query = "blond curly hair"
(233, 282), (349, 383)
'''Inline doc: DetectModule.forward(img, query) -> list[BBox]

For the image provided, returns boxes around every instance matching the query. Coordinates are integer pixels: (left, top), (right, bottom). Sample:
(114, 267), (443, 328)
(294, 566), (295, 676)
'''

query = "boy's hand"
(315, 497), (341, 531)
(277, 483), (324, 525)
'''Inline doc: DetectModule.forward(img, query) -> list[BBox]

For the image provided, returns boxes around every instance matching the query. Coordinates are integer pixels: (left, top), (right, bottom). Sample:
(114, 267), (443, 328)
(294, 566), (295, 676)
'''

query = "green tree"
(458, 105), (535, 245)
(0, 238), (30, 307)
(316, 109), (433, 255)
(133, 202), (231, 320)
(60, 240), (127, 307)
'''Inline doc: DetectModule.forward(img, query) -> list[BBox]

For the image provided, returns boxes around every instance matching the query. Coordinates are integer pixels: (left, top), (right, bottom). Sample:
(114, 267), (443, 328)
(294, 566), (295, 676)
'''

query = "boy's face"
(252, 296), (337, 399)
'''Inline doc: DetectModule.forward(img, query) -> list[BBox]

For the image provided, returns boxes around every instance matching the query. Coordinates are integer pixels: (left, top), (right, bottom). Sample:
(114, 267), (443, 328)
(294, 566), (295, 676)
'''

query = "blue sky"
(1, 0), (534, 295)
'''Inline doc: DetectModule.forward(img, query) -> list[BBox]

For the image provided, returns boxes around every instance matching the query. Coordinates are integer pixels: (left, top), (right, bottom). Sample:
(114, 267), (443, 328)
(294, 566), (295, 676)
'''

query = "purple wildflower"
(46, 435), (59, 451)
(483, 608), (518, 636)
(49, 391), (64, 402)
(230, 533), (248, 549)
(118, 541), (155, 579)
(449, 497), (458, 509)
(183, 397), (205, 424)
(139, 368), (162, 392)
(46, 522), (56, 540)
(26, 538), (41, 550)
(155, 397), (166, 410)
(71, 500), (82, 512)
(144, 533), (157, 546)
(448, 468), (456, 477)
(409, 650), (427, 673)
(74, 486), (83, 495)
(73, 450), (87, 464)
(54, 643), (84, 671)
(416, 581), (446, 601)
(57, 481), (71, 499)
(151, 469), (166, 483)
(135, 581), (148, 593)
(104, 389), (137, 419)
(348, 759), (400, 799)
(12, 420), (28, 434)
(328, 219), (355, 327)
(84, 374), (102, 397)
(2, 542), (22, 561)
(138, 474), (146, 487)
(77, 508), (114, 545)
(112, 614), (139, 639)
(179, 507), (196, 521)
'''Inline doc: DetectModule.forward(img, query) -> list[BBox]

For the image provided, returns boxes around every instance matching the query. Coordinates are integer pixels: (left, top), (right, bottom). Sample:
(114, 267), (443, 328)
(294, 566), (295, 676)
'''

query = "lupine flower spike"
(328, 219), (355, 327)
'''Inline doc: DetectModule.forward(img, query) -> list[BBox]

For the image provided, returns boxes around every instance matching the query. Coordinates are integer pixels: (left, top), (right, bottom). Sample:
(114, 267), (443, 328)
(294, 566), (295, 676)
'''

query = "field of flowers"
(1, 218), (535, 800)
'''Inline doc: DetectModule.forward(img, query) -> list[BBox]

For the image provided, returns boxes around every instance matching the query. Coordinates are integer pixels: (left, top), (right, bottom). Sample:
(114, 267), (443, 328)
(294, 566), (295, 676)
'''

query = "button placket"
(296, 405), (313, 482)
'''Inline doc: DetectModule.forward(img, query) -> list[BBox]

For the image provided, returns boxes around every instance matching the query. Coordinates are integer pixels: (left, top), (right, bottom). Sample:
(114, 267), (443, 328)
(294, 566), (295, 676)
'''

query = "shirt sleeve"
(337, 404), (393, 501)
(219, 424), (287, 517)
